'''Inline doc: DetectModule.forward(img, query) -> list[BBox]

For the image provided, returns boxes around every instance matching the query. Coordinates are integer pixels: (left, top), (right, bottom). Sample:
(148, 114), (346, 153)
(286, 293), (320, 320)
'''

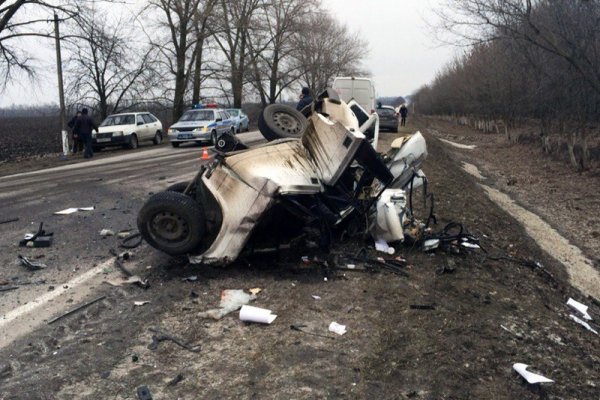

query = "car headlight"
(193, 127), (204, 132)
(169, 128), (178, 134)
(113, 131), (124, 136)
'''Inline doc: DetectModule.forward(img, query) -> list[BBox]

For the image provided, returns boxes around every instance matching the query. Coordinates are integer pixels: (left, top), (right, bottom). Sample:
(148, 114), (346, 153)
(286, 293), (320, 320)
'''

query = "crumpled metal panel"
(226, 140), (322, 195)
(188, 166), (278, 265)
(302, 114), (365, 186)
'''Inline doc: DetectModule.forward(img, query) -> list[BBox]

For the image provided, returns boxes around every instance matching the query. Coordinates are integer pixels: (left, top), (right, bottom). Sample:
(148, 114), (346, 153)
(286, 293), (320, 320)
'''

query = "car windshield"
(179, 110), (214, 122)
(377, 108), (395, 117)
(100, 114), (135, 126)
(227, 109), (239, 116)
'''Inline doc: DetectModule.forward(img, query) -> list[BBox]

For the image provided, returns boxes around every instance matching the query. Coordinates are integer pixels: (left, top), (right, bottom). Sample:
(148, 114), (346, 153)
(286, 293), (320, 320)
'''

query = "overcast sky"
(0, 0), (456, 107)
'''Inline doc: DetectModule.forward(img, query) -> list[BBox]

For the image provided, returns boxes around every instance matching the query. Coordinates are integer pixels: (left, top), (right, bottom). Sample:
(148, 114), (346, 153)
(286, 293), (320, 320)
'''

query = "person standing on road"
(73, 108), (98, 159)
(67, 111), (83, 154)
(296, 87), (313, 112)
(399, 104), (408, 127)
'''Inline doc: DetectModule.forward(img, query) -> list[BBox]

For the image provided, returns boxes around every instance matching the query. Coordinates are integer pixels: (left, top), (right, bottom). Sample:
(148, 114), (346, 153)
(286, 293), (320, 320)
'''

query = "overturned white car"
(137, 89), (428, 265)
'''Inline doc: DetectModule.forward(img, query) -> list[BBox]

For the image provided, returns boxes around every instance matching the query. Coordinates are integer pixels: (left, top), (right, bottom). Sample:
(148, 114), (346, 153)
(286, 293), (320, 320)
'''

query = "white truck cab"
(332, 77), (377, 114)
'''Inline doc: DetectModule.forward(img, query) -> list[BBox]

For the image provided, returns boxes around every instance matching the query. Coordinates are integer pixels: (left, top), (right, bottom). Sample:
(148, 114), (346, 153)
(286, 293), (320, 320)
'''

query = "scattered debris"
(513, 363), (554, 384)
(19, 222), (53, 248)
(147, 327), (200, 353)
(100, 229), (115, 237)
(410, 304), (436, 310)
(328, 321), (347, 336)
(0, 286), (19, 293)
(422, 238), (440, 251)
(181, 276), (198, 282)
(0, 217), (19, 225)
(18, 255), (47, 270)
(239, 305), (277, 324)
(167, 373), (185, 387)
(106, 275), (147, 287)
(569, 314), (598, 335)
(567, 298), (592, 320)
(312, 295), (321, 300)
(249, 287), (262, 295)
(198, 289), (256, 320)
(47, 295), (107, 325)
(290, 324), (335, 339)
(117, 231), (131, 239)
(136, 385), (153, 400)
(375, 239), (395, 255)
(134, 301), (150, 307)
(120, 231), (143, 249)
(54, 206), (94, 215)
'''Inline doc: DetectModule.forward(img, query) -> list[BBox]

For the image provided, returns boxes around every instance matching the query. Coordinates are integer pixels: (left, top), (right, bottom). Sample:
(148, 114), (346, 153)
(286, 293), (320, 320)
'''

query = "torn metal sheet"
(513, 363), (554, 384)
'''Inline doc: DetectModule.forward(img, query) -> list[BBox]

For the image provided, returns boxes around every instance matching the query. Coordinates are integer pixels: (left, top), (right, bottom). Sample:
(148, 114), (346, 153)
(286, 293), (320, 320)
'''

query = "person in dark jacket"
(296, 87), (313, 111)
(73, 108), (99, 159)
(67, 111), (83, 153)
(399, 104), (408, 127)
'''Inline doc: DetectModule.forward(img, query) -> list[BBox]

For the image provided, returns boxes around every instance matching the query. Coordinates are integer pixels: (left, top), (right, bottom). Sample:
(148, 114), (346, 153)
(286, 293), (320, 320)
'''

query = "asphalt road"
(0, 131), (264, 347)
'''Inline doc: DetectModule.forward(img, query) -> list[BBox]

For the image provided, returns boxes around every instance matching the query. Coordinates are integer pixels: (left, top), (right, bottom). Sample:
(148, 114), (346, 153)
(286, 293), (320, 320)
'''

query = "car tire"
(215, 132), (237, 152)
(211, 131), (217, 145)
(166, 181), (190, 194)
(153, 131), (163, 145)
(129, 134), (138, 149)
(236, 124), (241, 133)
(230, 127), (235, 136)
(171, 142), (180, 148)
(137, 191), (205, 255)
(258, 104), (308, 141)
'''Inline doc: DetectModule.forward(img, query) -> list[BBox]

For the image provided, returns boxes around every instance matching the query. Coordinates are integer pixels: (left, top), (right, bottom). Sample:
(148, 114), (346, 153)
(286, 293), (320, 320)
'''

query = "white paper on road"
(567, 298), (592, 320)
(198, 289), (256, 320)
(54, 207), (95, 215)
(239, 305), (277, 324)
(512, 363), (554, 384)
(328, 321), (347, 336)
(569, 314), (598, 335)
(134, 301), (150, 306)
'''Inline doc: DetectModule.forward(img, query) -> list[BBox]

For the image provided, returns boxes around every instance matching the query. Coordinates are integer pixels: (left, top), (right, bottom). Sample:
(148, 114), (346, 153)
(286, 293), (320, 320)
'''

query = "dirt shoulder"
(0, 122), (598, 399)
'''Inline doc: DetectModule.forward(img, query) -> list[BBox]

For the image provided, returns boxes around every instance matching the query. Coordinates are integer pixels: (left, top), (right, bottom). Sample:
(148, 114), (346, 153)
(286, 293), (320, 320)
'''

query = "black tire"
(215, 132), (237, 152)
(211, 131), (217, 145)
(166, 181), (190, 193)
(258, 104), (308, 141)
(137, 191), (205, 255)
(129, 134), (138, 149)
(153, 131), (163, 145)
(171, 142), (180, 148)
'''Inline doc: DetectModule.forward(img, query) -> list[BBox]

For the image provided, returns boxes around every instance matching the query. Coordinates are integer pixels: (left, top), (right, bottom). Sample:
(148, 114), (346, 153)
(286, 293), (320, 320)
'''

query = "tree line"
(0, 0), (368, 121)
(413, 0), (600, 171)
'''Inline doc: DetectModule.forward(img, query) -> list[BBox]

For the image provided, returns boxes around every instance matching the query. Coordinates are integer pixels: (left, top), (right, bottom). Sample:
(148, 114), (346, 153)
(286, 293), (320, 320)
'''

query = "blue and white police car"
(167, 104), (235, 148)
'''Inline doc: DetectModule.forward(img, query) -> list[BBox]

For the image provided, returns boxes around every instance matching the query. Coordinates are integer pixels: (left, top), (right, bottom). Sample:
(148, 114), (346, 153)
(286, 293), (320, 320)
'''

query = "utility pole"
(54, 13), (68, 158)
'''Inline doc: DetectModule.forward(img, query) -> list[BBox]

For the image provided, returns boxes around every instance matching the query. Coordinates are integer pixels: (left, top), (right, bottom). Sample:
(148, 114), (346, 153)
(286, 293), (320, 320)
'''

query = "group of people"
(67, 108), (99, 159)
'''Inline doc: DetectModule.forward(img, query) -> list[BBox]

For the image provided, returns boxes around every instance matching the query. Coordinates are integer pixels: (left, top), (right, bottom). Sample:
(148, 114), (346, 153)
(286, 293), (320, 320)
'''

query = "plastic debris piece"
(328, 321), (347, 335)
(136, 385), (153, 400)
(18, 255), (47, 270)
(249, 288), (262, 295)
(100, 229), (115, 237)
(569, 314), (598, 335)
(312, 295), (321, 300)
(182, 276), (198, 282)
(117, 231), (131, 239)
(375, 239), (390, 253)
(239, 305), (277, 324)
(460, 242), (480, 249)
(134, 301), (150, 306)
(422, 238), (440, 251)
(513, 363), (554, 384)
(198, 289), (256, 320)
(54, 207), (94, 215)
(106, 275), (146, 287)
(567, 298), (592, 320)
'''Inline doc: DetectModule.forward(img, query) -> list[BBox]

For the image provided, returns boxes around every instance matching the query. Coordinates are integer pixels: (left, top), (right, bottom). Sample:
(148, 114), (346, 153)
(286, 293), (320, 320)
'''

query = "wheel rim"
(272, 111), (302, 134)
(217, 138), (226, 148)
(149, 211), (190, 243)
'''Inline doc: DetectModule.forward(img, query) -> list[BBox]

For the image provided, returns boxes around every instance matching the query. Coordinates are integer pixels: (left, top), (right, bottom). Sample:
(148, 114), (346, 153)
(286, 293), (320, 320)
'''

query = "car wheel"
(215, 132), (237, 152)
(258, 104), (308, 141)
(153, 131), (163, 145)
(137, 191), (205, 255)
(211, 131), (217, 145)
(236, 124), (241, 133)
(171, 142), (180, 148)
(166, 181), (190, 194)
(129, 134), (138, 149)
(230, 127), (235, 135)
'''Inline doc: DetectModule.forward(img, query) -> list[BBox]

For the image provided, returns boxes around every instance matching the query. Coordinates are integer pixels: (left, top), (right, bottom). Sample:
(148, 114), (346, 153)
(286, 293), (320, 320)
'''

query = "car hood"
(98, 124), (133, 133)
(171, 120), (214, 129)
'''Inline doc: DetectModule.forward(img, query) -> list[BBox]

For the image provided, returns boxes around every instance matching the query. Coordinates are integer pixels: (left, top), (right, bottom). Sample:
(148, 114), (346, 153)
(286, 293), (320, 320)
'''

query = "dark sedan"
(375, 106), (399, 132)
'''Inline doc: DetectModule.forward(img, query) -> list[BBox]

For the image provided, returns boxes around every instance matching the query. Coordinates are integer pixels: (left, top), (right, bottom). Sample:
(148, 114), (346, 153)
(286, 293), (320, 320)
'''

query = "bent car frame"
(137, 89), (429, 265)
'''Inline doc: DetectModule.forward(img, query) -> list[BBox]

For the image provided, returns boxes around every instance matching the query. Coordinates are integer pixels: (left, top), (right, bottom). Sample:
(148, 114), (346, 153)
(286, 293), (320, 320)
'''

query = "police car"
(167, 104), (235, 148)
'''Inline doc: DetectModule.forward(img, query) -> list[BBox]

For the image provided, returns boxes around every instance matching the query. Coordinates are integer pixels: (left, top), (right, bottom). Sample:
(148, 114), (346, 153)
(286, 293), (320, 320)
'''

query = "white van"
(332, 77), (377, 114)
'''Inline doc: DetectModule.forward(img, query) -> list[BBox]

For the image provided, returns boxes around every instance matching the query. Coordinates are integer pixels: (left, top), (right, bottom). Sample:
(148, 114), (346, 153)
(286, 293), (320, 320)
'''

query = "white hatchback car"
(93, 112), (163, 150)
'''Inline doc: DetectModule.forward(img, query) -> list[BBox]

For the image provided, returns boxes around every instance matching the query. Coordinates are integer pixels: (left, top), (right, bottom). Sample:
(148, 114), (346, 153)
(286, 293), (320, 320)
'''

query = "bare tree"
(292, 11), (369, 93)
(0, 0), (77, 85)
(65, 6), (158, 119)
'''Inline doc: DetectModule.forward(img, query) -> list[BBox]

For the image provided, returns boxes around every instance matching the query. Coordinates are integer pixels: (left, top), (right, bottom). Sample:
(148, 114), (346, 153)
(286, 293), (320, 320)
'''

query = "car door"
(135, 114), (148, 139)
(142, 114), (156, 138)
